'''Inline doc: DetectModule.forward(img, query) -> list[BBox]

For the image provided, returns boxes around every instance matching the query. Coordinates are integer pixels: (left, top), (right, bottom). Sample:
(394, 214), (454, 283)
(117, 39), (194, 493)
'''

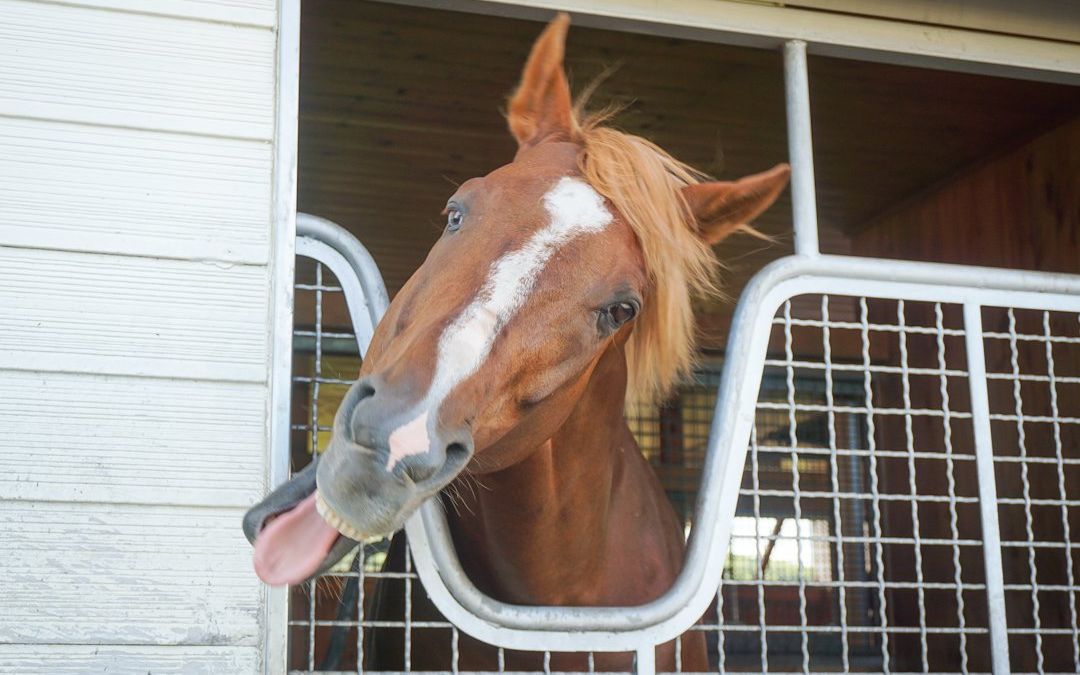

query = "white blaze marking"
(385, 177), (612, 470)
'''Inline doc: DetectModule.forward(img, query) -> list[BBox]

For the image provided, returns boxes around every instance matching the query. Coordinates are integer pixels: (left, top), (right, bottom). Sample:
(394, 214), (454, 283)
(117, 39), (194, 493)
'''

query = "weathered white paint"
(0, 645), (259, 675)
(0, 0), (275, 138)
(0, 247), (269, 382)
(0, 0), (279, 670)
(0, 117), (272, 263)
(386, 177), (611, 469)
(0, 371), (265, 507)
(48, 0), (277, 27)
(264, 0), (302, 670)
(0, 501), (261, 645)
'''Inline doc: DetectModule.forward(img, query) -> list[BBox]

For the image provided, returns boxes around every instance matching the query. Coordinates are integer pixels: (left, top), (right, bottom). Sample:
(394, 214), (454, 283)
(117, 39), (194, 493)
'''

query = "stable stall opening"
(286, 0), (1080, 671)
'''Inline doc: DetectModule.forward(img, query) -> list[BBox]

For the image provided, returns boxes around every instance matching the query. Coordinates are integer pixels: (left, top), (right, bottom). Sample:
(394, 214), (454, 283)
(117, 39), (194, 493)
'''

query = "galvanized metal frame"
(270, 4), (1080, 671)
(297, 214), (390, 347)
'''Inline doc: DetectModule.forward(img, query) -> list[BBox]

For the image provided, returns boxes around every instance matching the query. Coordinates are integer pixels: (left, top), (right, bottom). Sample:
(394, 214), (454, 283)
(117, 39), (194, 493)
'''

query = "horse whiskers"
(463, 470), (491, 496)
(442, 479), (476, 517)
(459, 474), (479, 502)
(322, 573), (347, 599)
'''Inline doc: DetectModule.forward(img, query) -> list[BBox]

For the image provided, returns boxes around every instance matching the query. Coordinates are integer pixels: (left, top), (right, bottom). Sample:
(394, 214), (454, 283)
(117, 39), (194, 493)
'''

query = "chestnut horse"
(245, 14), (789, 670)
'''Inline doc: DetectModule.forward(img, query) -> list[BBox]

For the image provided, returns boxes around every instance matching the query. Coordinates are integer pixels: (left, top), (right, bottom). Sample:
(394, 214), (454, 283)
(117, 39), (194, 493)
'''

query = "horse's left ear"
(507, 13), (575, 149)
(682, 164), (791, 245)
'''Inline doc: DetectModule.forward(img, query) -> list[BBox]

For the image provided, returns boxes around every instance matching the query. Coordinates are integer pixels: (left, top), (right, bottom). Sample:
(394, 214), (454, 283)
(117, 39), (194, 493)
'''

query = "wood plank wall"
(853, 117), (1080, 273)
(0, 0), (279, 670)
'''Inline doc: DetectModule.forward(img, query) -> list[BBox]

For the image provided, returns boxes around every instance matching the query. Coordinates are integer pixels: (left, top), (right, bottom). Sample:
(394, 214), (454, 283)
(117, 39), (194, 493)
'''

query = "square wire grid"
(981, 307), (1080, 675)
(632, 295), (995, 674)
(288, 261), (1077, 674)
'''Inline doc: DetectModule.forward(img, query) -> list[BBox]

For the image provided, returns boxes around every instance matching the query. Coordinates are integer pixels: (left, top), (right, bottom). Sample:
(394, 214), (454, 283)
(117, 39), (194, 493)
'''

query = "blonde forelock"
(573, 112), (722, 407)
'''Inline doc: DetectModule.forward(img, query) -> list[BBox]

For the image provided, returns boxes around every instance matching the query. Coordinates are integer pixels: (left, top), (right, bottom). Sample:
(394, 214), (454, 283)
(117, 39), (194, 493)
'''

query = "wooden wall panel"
(0, 117), (272, 263)
(0, 247), (269, 382)
(0, 372), (266, 507)
(0, 0), (275, 139)
(0, 645), (260, 674)
(0, 501), (260, 646)
(854, 117), (1079, 673)
(853, 117), (1080, 273)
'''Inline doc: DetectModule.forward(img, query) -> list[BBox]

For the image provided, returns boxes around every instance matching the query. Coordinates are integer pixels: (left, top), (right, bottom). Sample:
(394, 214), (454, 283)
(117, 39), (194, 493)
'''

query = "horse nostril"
(446, 442), (471, 467)
(354, 381), (375, 402)
(402, 442), (471, 484)
(344, 380), (378, 447)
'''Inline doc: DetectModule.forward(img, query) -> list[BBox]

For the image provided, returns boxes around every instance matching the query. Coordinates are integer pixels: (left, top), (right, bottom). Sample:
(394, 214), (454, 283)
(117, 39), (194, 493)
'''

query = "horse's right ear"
(507, 13), (575, 149)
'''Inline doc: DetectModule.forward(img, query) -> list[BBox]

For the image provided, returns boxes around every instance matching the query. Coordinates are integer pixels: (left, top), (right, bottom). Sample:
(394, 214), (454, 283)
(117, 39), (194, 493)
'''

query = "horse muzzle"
(241, 456), (359, 586)
(242, 378), (474, 587)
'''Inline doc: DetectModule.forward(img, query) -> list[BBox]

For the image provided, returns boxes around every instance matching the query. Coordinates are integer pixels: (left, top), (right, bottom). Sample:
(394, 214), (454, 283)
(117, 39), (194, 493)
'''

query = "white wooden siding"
(0, 646), (259, 675)
(0, 0), (279, 671)
(0, 0), (275, 139)
(0, 247), (268, 381)
(0, 372), (265, 506)
(49, 0), (277, 27)
(0, 117), (272, 263)
(0, 502), (261, 645)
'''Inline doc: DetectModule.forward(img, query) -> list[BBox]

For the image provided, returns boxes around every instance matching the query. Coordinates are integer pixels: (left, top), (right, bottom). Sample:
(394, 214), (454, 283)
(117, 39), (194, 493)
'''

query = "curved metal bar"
(297, 213), (390, 326)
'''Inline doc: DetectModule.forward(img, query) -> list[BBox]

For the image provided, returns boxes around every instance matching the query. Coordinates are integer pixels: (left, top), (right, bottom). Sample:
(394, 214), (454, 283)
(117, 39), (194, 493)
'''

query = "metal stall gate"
(277, 42), (1080, 675)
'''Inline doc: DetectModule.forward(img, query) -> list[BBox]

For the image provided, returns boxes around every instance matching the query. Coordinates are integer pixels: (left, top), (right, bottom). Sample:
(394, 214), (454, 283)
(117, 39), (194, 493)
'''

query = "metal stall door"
(288, 212), (1080, 675)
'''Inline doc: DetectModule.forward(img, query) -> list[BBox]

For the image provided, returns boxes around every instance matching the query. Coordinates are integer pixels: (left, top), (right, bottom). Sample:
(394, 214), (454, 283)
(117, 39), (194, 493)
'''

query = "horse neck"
(446, 341), (633, 605)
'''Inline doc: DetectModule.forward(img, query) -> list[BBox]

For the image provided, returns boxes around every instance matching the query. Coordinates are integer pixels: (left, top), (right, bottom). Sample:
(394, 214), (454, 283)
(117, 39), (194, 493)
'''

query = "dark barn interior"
(287, 0), (1080, 671)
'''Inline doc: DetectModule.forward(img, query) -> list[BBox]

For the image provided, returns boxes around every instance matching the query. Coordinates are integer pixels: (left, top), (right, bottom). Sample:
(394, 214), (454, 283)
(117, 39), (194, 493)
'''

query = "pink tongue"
(252, 492), (341, 586)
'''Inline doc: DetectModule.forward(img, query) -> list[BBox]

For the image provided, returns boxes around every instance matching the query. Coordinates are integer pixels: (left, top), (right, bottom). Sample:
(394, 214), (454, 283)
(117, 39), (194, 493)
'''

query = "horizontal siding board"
(45, 0), (277, 27)
(0, 371), (265, 507)
(0, 247), (269, 382)
(0, 501), (261, 646)
(0, 645), (259, 674)
(0, 0), (275, 139)
(0, 117), (271, 263)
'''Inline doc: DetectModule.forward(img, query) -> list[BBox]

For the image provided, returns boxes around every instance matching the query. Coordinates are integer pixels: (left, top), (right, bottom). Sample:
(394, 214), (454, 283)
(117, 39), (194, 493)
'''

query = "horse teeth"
(315, 492), (367, 540)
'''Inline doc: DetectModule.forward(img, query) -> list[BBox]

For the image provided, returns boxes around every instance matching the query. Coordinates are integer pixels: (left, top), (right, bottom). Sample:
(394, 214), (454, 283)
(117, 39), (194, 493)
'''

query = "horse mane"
(573, 109), (723, 407)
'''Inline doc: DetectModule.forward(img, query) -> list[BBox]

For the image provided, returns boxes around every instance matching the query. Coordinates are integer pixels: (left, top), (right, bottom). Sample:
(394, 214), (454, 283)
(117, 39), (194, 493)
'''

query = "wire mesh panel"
(288, 229), (1079, 673)
(631, 295), (996, 674)
(981, 307), (1080, 675)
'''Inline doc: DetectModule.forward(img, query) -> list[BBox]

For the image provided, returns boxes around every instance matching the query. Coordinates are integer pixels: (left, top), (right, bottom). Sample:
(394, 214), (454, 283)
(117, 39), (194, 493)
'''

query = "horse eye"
(607, 301), (638, 327)
(446, 208), (464, 232)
